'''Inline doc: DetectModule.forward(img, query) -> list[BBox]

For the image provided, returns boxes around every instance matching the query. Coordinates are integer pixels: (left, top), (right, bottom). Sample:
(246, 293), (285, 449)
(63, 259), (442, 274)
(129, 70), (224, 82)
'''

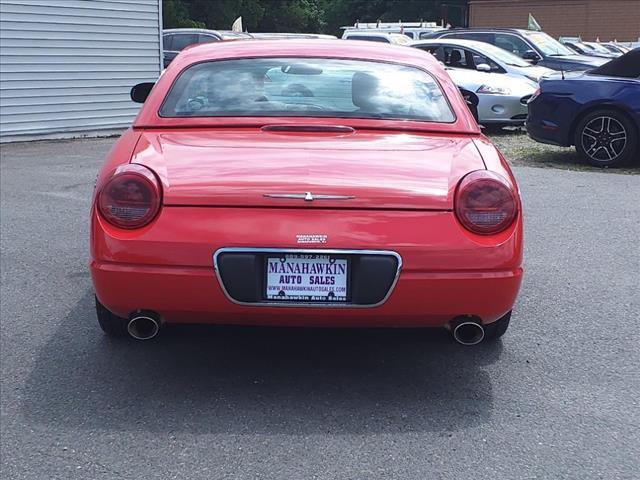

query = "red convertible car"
(91, 40), (523, 345)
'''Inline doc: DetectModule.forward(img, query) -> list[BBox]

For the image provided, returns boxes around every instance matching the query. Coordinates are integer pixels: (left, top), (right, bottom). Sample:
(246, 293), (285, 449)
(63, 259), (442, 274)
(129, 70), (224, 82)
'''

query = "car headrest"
(352, 72), (379, 108)
(450, 50), (462, 63)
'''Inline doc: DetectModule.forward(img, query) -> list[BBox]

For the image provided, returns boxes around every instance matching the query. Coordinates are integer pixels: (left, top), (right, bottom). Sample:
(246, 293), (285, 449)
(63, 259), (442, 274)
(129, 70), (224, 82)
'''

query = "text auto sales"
(268, 260), (346, 285)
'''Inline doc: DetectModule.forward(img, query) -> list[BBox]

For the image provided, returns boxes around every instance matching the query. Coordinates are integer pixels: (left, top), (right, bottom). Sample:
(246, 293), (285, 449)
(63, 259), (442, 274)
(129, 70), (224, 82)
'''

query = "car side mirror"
(458, 87), (479, 123)
(522, 50), (541, 63)
(476, 63), (491, 72)
(130, 82), (155, 103)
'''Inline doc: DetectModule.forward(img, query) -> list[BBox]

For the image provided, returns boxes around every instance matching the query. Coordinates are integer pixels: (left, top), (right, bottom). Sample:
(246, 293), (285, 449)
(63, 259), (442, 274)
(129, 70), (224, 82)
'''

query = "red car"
(91, 40), (523, 345)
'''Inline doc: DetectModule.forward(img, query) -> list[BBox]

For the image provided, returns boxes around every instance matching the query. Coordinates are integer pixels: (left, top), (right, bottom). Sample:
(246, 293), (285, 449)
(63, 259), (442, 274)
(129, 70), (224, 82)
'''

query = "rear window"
(171, 33), (198, 51)
(589, 49), (640, 78)
(160, 57), (455, 123)
(345, 35), (389, 43)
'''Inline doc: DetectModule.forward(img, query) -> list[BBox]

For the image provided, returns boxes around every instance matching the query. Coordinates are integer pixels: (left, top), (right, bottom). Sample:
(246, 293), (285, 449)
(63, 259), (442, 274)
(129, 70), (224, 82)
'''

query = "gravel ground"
(487, 128), (640, 174)
(1, 137), (639, 479)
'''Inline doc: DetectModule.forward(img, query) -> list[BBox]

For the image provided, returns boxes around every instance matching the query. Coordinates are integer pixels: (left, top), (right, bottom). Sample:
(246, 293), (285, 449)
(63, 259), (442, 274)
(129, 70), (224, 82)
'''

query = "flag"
(528, 13), (541, 31)
(231, 16), (243, 32)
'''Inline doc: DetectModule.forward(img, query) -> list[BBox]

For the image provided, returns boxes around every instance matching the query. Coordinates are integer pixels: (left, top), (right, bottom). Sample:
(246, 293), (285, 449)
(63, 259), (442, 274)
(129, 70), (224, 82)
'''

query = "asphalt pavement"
(1, 137), (639, 479)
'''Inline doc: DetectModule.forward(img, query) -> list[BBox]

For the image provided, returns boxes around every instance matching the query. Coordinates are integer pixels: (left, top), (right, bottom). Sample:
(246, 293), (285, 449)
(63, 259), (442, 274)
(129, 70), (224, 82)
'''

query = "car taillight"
(455, 170), (517, 235)
(97, 164), (161, 229)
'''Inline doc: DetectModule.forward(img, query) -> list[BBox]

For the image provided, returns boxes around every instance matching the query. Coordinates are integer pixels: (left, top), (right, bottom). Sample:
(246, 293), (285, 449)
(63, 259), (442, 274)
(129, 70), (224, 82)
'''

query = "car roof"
(249, 32), (337, 39)
(163, 28), (252, 41)
(343, 31), (411, 38)
(412, 38), (497, 50)
(163, 28), (224, 35)
(178, 38), (436, 66)
(434, 27), (528, 35)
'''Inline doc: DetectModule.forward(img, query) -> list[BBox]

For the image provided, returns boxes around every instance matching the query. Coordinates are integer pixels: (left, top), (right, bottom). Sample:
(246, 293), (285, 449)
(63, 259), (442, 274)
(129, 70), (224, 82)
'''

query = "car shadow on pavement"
(21, 291), (503, 435)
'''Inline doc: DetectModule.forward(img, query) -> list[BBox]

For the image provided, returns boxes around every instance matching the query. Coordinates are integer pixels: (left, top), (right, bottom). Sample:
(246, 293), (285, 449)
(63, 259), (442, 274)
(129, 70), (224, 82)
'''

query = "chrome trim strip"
(263, 193), (356, 201)
(213, 247), (402, 309)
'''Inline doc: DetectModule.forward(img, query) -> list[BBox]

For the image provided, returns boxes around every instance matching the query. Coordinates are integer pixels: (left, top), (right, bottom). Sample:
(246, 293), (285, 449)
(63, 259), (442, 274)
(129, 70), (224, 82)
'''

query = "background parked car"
(561, 40), (618, 58)
(600, 42), (630, 55)
(341, 21), (443, 40)
(162, 28), (251, 67)
(445, 66), (537, 129)
(423, 28), (607, 71)
(527, 49), (640, 167)
(412, 38), (554, 83)
(248, 33), (337, 40)
(584, 41), (623, 57)
(341, 30), (412, 45)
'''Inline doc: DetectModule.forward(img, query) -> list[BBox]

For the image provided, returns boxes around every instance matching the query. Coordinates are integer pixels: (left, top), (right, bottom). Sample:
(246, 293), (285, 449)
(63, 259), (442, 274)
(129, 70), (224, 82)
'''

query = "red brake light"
(455, 170), (518, 235)
(97, 164), (161, 229)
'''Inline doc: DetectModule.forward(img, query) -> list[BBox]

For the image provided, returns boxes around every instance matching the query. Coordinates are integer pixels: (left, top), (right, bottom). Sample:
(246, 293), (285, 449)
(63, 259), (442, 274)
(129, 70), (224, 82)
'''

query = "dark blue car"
(526, 49), (640, 167)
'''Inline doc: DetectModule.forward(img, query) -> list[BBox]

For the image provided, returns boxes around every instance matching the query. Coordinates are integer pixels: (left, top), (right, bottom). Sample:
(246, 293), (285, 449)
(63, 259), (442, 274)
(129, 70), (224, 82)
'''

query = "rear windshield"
(589, 49), (640, 78)
(160, 57), (455, 122)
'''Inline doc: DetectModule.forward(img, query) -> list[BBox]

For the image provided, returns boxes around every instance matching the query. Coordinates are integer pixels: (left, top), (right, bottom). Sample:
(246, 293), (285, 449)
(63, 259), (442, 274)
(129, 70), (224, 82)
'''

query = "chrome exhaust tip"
(451, 318), (485, 346)
(127, 315), (160, 340)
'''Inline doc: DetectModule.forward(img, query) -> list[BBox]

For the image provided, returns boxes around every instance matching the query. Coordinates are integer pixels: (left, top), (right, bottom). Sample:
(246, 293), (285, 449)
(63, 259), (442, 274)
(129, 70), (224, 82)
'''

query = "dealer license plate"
(265, 254), (348, 302)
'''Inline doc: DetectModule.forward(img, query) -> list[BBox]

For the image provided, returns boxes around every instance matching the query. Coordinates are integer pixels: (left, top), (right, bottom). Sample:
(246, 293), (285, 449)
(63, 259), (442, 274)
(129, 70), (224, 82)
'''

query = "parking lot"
(0, 136), (638, 479)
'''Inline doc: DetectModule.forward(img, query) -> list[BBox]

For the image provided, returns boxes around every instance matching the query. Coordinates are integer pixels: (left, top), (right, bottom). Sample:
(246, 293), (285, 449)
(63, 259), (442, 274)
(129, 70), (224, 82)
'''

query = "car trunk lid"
(132, 128), (485, 210)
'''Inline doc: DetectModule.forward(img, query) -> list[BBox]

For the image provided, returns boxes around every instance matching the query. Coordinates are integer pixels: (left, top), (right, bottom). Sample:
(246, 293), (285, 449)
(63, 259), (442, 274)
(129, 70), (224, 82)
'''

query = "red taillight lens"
(455, 170), (518, 235)
(97, 164), (161, 229)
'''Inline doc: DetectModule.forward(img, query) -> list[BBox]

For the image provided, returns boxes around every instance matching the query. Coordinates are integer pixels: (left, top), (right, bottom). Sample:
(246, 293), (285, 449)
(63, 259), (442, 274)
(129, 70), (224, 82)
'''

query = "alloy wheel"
(581, 116), (627, 163)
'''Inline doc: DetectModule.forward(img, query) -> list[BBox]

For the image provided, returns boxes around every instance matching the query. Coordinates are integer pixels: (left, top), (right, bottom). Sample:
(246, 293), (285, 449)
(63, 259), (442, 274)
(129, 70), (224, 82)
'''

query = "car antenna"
(561, 69), (565, 80)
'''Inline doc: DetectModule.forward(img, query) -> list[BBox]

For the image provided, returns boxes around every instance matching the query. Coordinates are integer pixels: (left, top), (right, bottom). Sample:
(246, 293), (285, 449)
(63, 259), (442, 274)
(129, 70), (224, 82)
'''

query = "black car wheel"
(483, 311), (511, 341)
(574, 109), (638, 167)
(95, 296), (128, 337)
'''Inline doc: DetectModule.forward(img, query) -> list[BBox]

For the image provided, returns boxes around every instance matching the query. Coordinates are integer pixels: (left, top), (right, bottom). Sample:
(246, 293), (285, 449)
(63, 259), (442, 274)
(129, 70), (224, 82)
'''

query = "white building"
(0, 0), (162, 142)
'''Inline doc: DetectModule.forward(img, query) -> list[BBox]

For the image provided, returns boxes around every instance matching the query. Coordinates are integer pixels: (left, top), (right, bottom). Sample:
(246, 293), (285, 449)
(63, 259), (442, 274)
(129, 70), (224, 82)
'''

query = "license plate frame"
(264, 253), (350, 303)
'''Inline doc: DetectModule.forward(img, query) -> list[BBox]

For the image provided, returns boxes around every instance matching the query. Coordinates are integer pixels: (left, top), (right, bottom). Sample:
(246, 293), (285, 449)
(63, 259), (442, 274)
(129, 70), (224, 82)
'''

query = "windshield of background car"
(478, 42), (532, 67)
(586, 43), (609, 53)
(523, 31), (574, 56)
(159, 58), (455, 122)
(389, 34), (411, 45)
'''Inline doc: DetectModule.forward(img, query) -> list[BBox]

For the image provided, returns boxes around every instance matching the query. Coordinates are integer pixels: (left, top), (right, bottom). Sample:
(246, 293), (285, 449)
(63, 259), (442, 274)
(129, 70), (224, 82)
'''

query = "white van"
(341, 31), (412, 45)
(341, 21), (443, 40)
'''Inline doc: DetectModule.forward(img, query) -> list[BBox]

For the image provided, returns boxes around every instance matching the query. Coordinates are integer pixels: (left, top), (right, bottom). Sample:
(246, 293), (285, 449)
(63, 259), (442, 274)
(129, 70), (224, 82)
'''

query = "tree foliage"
(162, 0), (468, 35)
(163, 0), (205, 28)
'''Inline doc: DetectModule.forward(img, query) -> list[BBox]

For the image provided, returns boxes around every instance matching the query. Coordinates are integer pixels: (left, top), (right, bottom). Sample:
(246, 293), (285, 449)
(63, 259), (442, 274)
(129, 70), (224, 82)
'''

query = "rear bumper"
(91, 260), (522, 327)
(91, 206), (523, 327)
(525, 96), (573, 147)
(525, 118), (568, 146)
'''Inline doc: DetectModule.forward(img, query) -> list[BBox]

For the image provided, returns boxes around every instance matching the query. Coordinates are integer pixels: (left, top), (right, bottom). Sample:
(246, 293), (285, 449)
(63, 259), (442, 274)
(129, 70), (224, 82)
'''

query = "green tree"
(164, 0), (324, 32)
(184, 0), (266, 31)
(163, 0), (205, 28)
(322, 0), (468, 35)
(163, 0), (468, 35)
(259, 0), (326, 33)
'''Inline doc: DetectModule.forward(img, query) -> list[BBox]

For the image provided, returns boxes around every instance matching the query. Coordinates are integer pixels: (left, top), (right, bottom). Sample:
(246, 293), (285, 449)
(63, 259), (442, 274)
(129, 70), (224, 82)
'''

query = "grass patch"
(486, 128), (639, 175)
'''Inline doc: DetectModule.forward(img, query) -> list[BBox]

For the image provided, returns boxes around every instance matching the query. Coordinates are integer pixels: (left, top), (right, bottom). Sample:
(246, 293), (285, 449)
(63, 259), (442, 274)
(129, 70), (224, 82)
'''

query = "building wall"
(0, 0), (162, 142)
(469, 0), (640, 42)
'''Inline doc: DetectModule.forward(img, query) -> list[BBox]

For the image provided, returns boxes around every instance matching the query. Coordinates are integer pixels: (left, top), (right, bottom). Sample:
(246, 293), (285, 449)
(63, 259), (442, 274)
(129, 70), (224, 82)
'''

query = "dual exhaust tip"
(127, 314), (160, 340)
(451, 317), (485, 346)
(125, 314), (486, 345)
